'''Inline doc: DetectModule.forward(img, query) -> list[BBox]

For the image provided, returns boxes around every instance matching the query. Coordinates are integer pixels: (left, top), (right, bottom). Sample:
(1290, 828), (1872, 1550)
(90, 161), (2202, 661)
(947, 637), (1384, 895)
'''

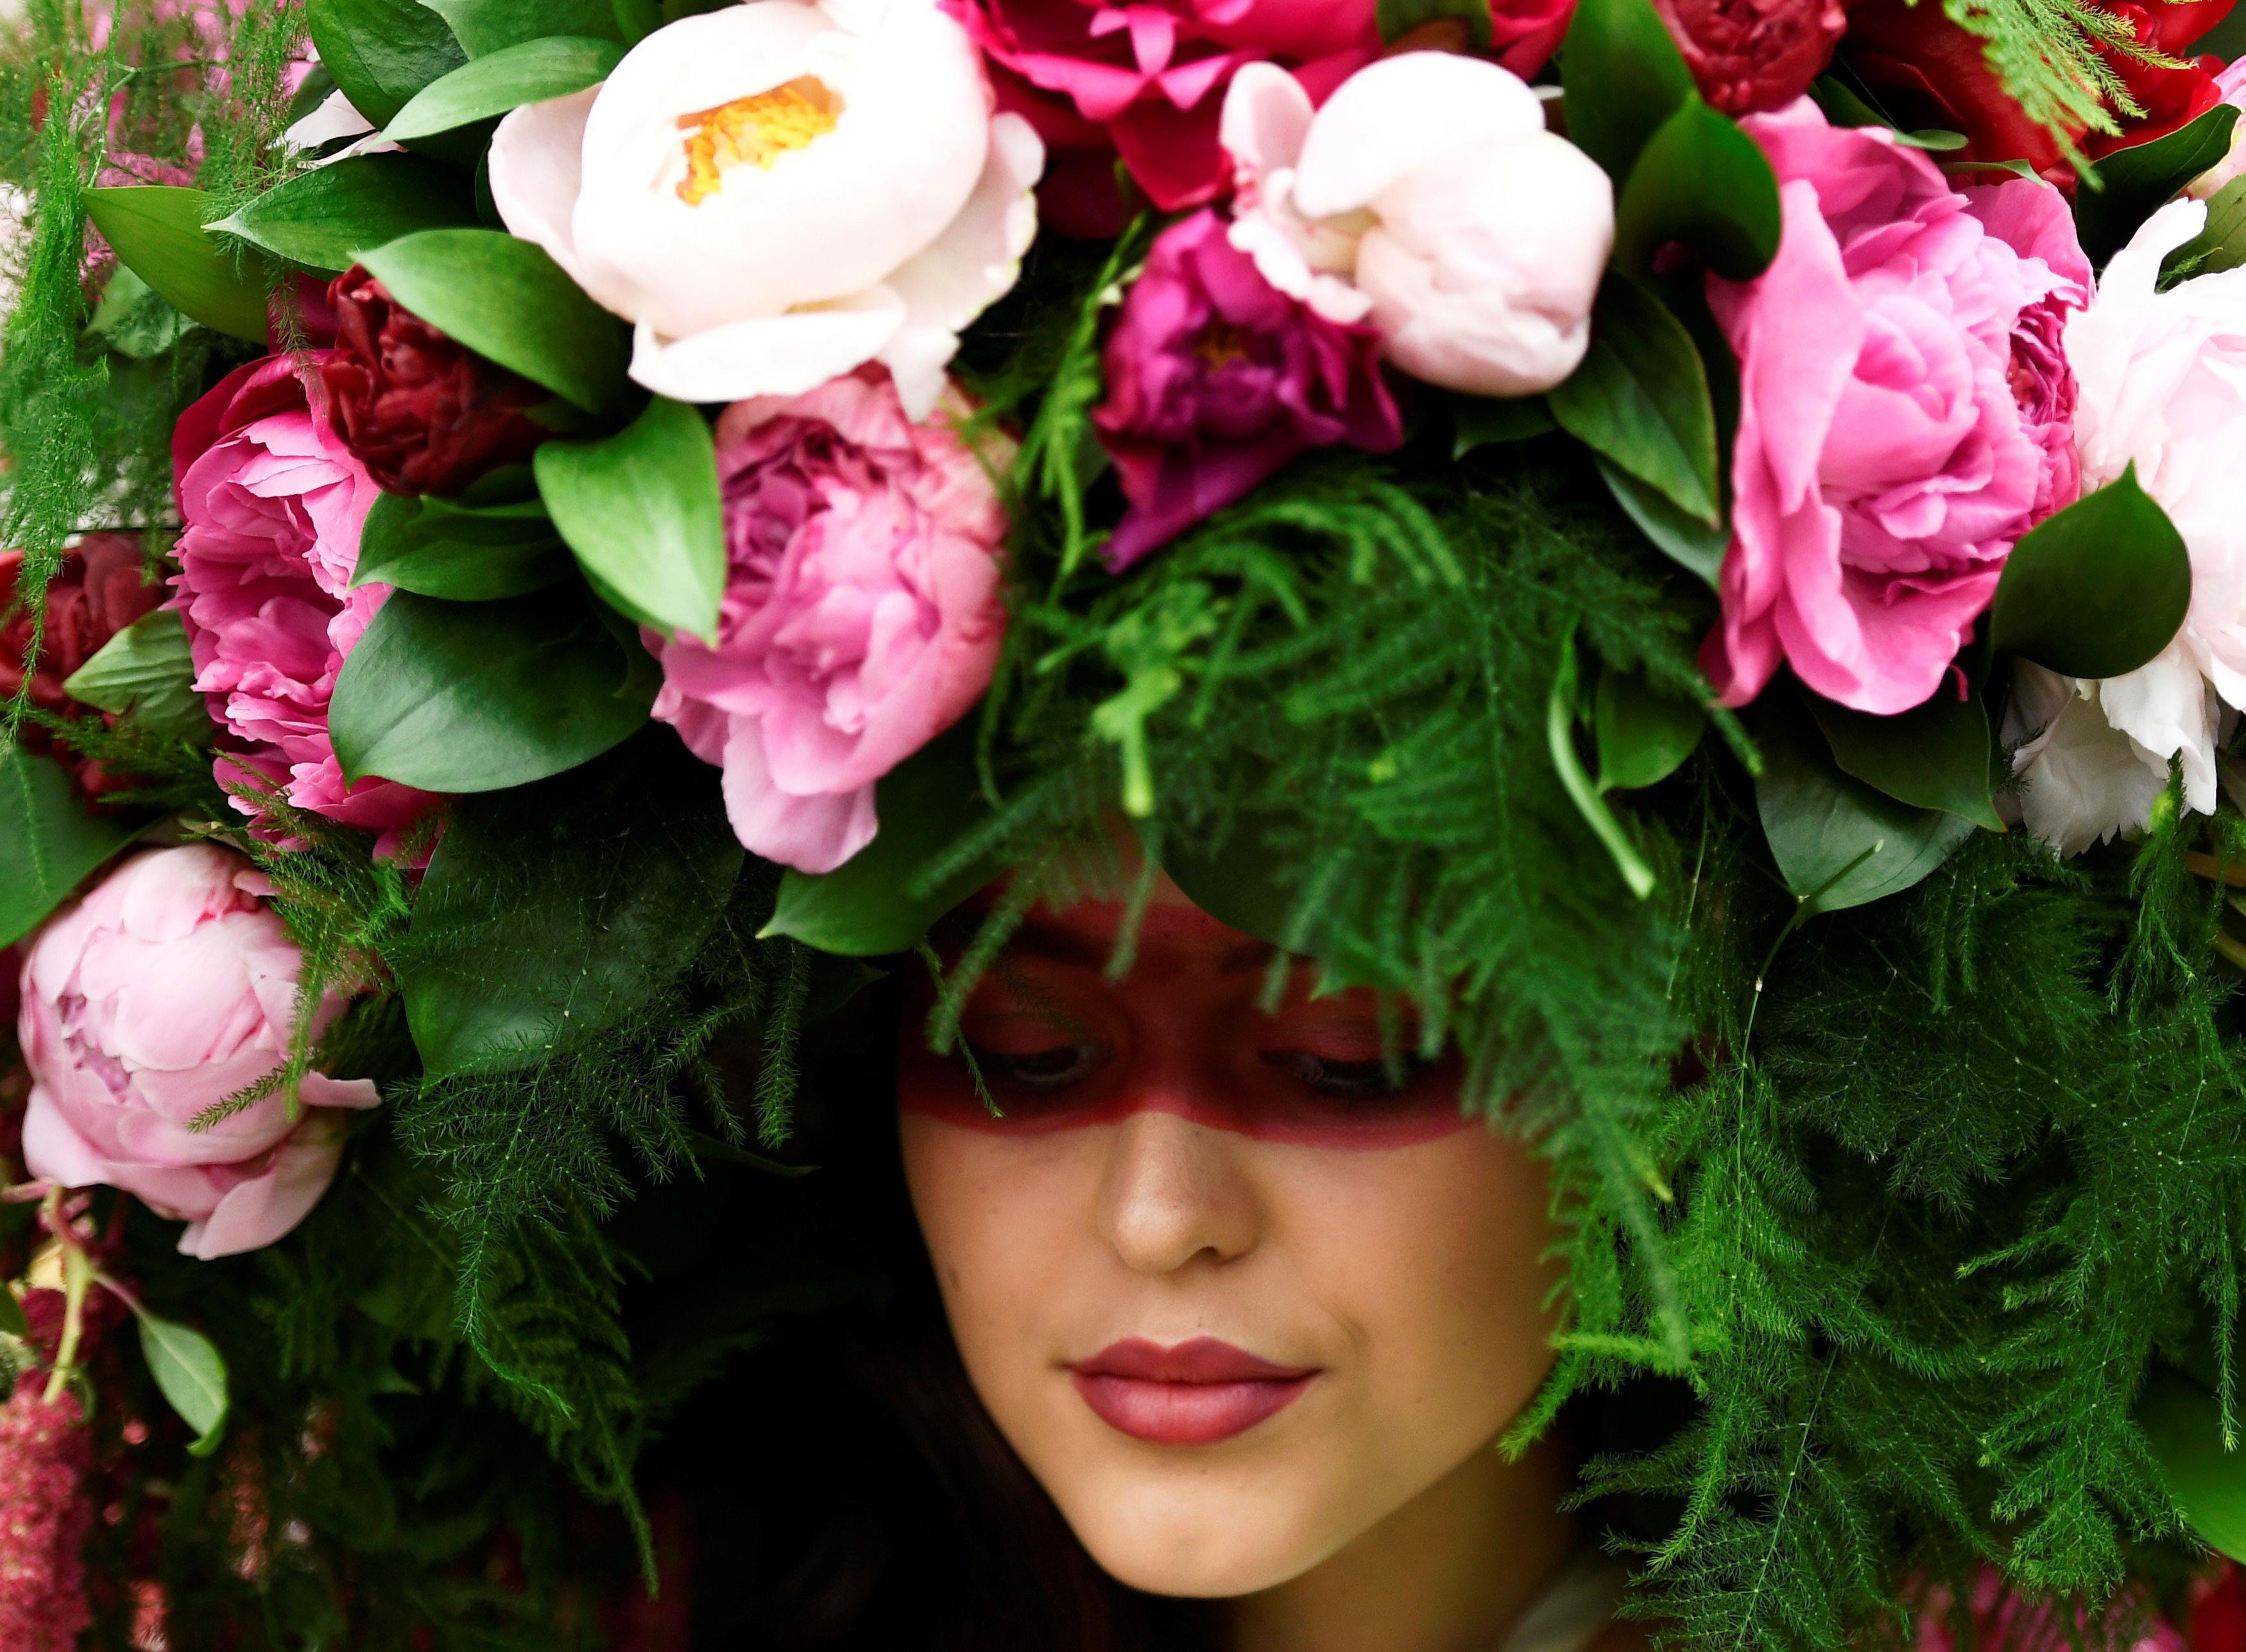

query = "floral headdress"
(6, 0), (2246, 1639)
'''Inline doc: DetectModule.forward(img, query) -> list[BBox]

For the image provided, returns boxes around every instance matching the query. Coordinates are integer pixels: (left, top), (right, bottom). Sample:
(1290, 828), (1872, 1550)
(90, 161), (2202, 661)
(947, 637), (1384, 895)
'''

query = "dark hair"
(649, 983), (1225, 1651)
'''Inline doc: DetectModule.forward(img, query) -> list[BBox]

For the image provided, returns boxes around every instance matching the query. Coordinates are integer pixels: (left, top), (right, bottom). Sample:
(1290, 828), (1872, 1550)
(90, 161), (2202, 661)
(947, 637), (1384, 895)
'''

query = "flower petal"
(1292, 51), (1545, 220)
(628, 286), (906, 403)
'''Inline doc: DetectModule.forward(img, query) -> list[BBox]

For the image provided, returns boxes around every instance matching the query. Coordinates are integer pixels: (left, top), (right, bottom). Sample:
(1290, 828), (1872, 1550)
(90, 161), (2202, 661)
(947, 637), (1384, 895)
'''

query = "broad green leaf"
(1376, 0), (1491, 47)
(1597, 453), (1726, 587)
(0, 1288), (25, 1338)
(61, 610), (212, 743)
(384, 37), (623, 141)
(82, 187), (268, 343)
(86, 266), (193, 358)
(1549, 626), (1656, 898)
(395, 732), (742, 1076)
(2077, 105), (2240, 266)
(360, 229), (630, 414)
(2163, 173), (2246, 286)
(1559, 0), (1694, 183)
(536, 397), (724, 641)
(135, 1307), (228, 1457)
(0, 748), (140, 948)
(1550, 277), (1720, 527)
(422, 0), (622, 53)
(305, 0), (467, 128)
(353, 487), (572, 600)
(2141, 1367), (2246, 1563)
(208, 155), (478, 273)
(762, 734), (996, 956)
(1990, 465), (2191, 680)
(1806, 689), (2001, 830)
(1452, 394), (1555, 458)
(1807, 76), (1965, 150)
(329, 587), (654, 791)
(1595, 667), (1703, 791)
(1755, 691), (1975, 915)
(1613, 94), (1781, 281)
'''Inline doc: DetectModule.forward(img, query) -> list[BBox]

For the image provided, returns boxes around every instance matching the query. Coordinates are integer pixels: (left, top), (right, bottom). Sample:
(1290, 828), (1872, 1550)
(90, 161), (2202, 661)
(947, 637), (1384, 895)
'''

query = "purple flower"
(1093, 209), (1402, 570)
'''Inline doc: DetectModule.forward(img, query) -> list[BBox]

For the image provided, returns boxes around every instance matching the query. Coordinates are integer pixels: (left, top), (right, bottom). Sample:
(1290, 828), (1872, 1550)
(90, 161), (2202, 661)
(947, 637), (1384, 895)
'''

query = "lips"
(1069, 1337), (1319, 1445)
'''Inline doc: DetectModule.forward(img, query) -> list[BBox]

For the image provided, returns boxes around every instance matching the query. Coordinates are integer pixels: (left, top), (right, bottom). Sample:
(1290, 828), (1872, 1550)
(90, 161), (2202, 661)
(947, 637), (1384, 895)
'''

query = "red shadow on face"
(895, 897), (1472, 1151)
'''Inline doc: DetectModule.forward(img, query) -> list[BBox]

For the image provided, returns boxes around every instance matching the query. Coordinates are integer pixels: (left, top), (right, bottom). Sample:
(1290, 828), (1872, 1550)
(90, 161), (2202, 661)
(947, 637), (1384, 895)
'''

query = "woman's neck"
(1224, 1436), (1579, 1652)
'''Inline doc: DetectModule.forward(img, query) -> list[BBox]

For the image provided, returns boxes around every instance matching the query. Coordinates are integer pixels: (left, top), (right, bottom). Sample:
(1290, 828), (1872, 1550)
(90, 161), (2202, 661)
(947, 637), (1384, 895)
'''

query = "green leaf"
(1613, 94), (1781, 282)
(353, 486), (572, 600)
(2161, 173), (2246, 286)
(384, 37), (623, 142)
(0, 748), (140, 948)
(1755, 690), (1975, 915)
(1808, 76), (1966, 151)
(1452, 394), (1555, 458)
(360, 229), (630, 414)
(395, 732), (742, 1076)
(1550, 277), (1719, 527)
(208, 155), (478, 273)
(329, 587), (654, 791)
(1559, 0), (1694, 183)
(135, 1307), (228, 1458)
(422, 0), (622, 54)
(1597, 453), (1726, 588)
(2077, 104), (2240, 266)
(82, 187), (269, 343)
(305, 0), (468, 128)
(1989, 464), (2191, 680)
(536, 397), (724, 640)
(1806, 689), (2002, 830)
(1549, 626), (1657, 899)
(2141, 1367), (2246, 1563)
(60, 610), (212, 743)
(86, 266), (193, 359)
(1595, 667), (1703, 791)
(762, 734), (996, 956)
(1375, 0), (1491, 47)
(0, 1288), (25, 1339)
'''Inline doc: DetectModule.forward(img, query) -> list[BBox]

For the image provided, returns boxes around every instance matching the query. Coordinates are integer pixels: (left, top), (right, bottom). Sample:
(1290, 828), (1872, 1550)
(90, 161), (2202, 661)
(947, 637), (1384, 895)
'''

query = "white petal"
(1292, 52), (1545, 221)
(2011, 667), (2175, 855)
(488, 87), (646, 320)
(879, 113), (1045, 419)
(2098, 642), (2223, 814)
(1219, 62), (1314, 198)
(280, 89), (401, 166)
(628, 286), (906, 403)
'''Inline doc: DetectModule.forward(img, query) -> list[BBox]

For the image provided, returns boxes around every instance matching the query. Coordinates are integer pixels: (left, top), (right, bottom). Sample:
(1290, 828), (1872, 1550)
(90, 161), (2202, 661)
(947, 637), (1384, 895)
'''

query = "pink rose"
(15, 845), (381, 1259)
(648, 368), (1008, 874)
(1701, 101), (2089, 715)
(170, 354), (440, 856)
(941, 0), (1383, 236)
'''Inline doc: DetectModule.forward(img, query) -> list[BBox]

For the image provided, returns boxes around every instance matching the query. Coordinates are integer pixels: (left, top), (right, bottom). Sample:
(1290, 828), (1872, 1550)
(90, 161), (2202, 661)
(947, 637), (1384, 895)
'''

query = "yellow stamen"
(677, 76), (842, 205)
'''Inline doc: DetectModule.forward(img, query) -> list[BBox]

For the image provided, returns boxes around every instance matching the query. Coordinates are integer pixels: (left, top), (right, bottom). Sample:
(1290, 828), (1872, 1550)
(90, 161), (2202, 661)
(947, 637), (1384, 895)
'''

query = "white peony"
(486, 0), (1042, 416)
(2012, 198), (2246, 852)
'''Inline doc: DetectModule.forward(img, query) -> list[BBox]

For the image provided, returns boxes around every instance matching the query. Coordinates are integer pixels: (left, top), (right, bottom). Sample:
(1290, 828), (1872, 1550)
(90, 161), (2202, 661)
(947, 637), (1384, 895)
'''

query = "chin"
(1049, 1461), (1346, 1599)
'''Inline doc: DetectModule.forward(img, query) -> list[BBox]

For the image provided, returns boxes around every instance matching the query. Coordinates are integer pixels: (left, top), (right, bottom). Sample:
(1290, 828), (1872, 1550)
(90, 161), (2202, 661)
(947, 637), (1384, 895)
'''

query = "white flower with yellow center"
(488, 0), (1043, 415)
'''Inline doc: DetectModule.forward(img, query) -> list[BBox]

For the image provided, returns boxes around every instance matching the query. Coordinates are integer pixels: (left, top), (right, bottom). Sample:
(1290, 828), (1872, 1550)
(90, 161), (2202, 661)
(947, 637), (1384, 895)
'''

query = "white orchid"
(488, 0), (1042, 416)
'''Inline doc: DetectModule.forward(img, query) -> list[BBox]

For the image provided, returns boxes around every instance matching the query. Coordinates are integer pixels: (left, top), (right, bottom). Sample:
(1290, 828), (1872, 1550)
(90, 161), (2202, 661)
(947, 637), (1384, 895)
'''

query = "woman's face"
(897, 888), (1564, 1599)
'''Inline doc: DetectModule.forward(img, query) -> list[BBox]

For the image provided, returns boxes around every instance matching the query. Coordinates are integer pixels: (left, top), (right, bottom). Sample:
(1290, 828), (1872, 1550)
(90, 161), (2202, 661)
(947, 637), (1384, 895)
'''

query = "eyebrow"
(1001, 915), (1278, 976)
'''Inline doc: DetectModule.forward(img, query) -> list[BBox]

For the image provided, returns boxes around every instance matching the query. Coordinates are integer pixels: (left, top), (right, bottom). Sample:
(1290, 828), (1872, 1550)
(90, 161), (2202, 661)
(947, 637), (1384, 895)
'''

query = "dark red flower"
(319, 265), (553, 497)
(0, 1378), (93, 1652)
(1093, 209), (1402, 569)
(1652, 0), (1849, 114)
(1, 535), (162, 796)
(1846, 0), (2236, 180)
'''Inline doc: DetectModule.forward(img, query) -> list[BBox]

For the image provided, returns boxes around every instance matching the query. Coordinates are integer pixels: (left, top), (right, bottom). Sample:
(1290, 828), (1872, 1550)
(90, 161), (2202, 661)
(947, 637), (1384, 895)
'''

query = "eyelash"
(959, 1041), (1427, 1101)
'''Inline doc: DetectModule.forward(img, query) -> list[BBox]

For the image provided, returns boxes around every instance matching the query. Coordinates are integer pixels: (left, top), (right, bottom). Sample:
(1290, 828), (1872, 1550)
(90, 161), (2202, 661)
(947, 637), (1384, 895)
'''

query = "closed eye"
(964, 1041), (1110, 1094)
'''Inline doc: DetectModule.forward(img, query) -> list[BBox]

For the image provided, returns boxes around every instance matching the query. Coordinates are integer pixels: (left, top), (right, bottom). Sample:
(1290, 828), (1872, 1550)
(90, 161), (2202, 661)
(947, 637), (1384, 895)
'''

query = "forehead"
(985, 892), (1276, 979)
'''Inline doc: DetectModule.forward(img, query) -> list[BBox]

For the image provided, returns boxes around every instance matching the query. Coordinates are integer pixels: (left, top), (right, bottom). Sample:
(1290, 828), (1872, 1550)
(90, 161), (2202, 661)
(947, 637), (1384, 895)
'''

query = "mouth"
(1068, 1337), (1319, 1445)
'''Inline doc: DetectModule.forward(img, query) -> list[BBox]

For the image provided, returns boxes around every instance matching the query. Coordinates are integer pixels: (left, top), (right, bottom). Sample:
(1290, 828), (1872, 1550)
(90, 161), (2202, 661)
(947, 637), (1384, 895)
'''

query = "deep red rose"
(319, 265), (552, 496)
(1847, 0), (2236, 180)
(0, 535), (162, 796)
(1652, 0), (1849, 113)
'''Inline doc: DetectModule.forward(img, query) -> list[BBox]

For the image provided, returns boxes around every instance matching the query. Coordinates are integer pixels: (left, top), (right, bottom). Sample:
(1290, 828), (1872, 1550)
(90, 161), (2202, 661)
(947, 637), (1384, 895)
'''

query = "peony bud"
(320, 266), (553, 497)
(1645, 0), (1847, 115)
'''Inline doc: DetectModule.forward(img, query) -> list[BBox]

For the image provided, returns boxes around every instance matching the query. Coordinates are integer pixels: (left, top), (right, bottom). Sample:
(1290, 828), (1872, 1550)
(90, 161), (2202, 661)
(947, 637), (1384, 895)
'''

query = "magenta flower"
(1094, 208), (1401, 570)
(648, 368), (1009, 874)
(1701, 101), (2089, 715)
(169, 353), (439, 854)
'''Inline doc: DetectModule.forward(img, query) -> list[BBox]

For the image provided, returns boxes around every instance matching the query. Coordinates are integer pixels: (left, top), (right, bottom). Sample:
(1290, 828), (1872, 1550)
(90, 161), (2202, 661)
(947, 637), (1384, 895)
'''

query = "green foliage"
(1549, 277), (1722, 529)
(0, 746), (141, 946)
(383, 36), (625, 141)
(1991, 465), (2193, 680)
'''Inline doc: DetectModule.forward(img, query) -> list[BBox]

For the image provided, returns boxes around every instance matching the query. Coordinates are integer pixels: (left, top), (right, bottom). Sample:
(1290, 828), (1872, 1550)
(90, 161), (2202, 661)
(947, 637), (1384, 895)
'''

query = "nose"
(1095, 1108), (1262, 1275)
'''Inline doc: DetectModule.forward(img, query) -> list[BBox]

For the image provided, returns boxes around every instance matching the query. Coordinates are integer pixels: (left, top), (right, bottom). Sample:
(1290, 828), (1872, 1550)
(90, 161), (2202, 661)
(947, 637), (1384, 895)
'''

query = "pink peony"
(1701, 101), (2088, 715)
(15, 844), (381, 1259)
(1095, 207), (1402, 569)
(648, 368), (1008, 874)
(941, 0), (1385, 236)
(170, 354), (439, 855)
